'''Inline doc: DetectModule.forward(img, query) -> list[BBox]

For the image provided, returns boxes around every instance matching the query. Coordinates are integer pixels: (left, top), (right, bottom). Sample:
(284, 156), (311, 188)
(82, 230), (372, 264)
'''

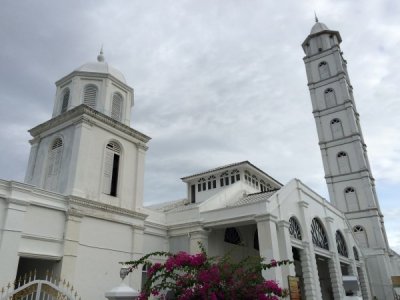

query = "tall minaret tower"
(302, 19), (395, 299)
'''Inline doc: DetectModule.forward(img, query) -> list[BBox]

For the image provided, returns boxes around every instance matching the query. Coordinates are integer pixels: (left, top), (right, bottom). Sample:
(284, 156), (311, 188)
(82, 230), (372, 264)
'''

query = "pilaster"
(0, 198), (29, 285)
(324, 217), (344, 299)
(300, 241), (322, 300)
(255, 214), (282, 283)
(277, 220), (295, 289)
(189, 229), (209, 254)
(60, 210), (82, 282)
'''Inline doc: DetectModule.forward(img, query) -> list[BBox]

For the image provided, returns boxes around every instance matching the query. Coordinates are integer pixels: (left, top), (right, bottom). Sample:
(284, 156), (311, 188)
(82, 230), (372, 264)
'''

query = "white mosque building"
(0, 20), (399, 300)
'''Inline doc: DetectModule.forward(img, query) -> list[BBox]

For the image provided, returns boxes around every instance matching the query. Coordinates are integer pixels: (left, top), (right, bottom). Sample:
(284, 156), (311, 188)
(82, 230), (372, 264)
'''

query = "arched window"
(141, 264), (148, 290)
(353, 225), (369, 248)
(344, 187), (360, 211)
(103, 141), (121, 197)
(337, 151), (351, 173)
(311, 218), (329, 250)
(44, 138), (63, 191)
(289, 217), (302, 240)
(252, 175), (259, 188)
(207, 175), (216, 190)
(220, 171), (229, 187)
(230, 169), (240, 184)
(60, 88), (70, 114)
(324, 88), (337, 108)
(353, 247), (359, 261)
(83, 84), (98, 109)
(254, 229), (259, 250)
(260, 180), (266, 192)
(318, 61), (330, 80)
(330, 118), (344, 139)
(224, 227), (241, 245)
(244, 171), (251, 184)
(111, 92), (123, 121)
(198, 178), (206, 192)
(335, 230), (348, 257)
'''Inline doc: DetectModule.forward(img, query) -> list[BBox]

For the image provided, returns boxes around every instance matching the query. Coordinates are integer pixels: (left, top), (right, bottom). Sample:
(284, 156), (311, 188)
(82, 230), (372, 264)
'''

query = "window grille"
(220, 171), (229, 187)
(111, 93), (123, 121)
(83, 84), (98, 109)
(311, 218), (329, 250)
(60, 88), (70, 114)
(335, 230), (348, 257)
(224, 227), (241, 245)
(289, 217), (302, 240)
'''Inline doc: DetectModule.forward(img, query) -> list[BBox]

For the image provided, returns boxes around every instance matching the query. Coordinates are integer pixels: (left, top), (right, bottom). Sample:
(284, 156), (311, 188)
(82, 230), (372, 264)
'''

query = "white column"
(134, 144), (147, 210)
(300, 241), (322, 300)
(324, 217), (345, 300)
(0, 197), (29, 286)
(255, 214), (282, 283)
(277, 220), (295, 289)
(129, 225), (144, 290)
(358, 262), (372, 300)
(296, 197), (323, 300)
(189, 229), (209, 254)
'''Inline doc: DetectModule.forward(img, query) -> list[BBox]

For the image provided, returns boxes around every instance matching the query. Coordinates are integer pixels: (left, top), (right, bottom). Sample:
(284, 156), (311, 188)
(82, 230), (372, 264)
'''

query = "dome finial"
(314, 11), (319, 23)
(97, 45), (105, 62)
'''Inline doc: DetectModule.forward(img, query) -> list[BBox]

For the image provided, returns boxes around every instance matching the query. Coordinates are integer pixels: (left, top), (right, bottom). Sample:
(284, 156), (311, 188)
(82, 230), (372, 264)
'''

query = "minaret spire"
(97, 45), (105, 62)
(314, 11), (319, 23)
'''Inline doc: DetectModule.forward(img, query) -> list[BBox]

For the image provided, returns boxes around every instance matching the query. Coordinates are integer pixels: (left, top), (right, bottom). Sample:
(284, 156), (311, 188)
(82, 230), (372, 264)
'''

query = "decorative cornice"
(68, 196), (148, 220)
(254, 213), (277, 223)
(29, 104), (151, 144)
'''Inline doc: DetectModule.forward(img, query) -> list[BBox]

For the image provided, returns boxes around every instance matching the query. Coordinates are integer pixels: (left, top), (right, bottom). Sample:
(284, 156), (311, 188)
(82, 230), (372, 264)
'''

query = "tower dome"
(75, 50), (126, 84)
(310, 21), (329, 34)
(53, 49), (134, 125)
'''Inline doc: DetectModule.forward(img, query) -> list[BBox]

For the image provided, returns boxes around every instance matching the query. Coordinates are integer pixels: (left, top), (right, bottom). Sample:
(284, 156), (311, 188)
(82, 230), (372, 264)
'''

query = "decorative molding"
(29, 104), (151, 143)
(68, 196), (148, 220)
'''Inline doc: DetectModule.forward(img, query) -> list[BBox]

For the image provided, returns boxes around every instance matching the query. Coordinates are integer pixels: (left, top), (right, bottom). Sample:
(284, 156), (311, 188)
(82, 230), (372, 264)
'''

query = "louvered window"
(83, 84), (98, 109)
(44, 138), (63, 192)
(103, 142), (121, 197)
(60, 88), (70, 114)
(111, 93), (123, 121)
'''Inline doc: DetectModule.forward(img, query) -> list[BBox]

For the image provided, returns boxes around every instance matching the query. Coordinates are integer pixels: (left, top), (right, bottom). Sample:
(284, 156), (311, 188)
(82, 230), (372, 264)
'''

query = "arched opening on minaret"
(337, 152), (351, 173)
(324, 88), (337, 108)
(318, 61), (330, 80)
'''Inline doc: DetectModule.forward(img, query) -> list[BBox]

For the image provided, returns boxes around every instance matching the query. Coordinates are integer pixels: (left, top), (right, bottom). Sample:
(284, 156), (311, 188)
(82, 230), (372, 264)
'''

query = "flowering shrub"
(123, 244), (292, 300)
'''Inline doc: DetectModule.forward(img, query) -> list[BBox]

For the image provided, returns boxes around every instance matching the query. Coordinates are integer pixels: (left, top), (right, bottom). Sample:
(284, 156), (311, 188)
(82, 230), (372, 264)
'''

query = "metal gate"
(0, 271), (81, 300)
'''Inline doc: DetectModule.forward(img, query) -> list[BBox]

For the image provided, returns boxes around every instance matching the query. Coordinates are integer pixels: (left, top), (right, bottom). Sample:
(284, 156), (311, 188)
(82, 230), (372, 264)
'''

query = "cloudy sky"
(0, 0), (399, 251)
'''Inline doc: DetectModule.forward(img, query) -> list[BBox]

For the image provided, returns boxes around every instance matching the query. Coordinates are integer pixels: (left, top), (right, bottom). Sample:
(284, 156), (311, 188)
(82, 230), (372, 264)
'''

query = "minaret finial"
(97, 45), (105, 62)
(314, 11), (319, 23)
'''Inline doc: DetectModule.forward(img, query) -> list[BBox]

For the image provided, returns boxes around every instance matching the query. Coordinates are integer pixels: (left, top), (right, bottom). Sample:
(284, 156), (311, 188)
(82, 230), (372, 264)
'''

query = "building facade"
(0, 21), (399, 299)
